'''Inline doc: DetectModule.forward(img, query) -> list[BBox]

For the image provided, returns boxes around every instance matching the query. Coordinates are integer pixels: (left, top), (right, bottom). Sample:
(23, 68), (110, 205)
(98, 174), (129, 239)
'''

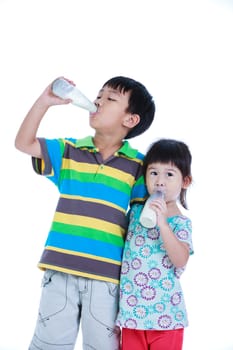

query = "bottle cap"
(151, 187), (165, 200)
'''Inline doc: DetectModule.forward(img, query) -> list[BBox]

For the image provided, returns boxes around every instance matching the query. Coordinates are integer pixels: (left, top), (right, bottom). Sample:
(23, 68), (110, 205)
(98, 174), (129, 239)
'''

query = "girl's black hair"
(103, 76), (155, 139)
(143, 139), (192, 209)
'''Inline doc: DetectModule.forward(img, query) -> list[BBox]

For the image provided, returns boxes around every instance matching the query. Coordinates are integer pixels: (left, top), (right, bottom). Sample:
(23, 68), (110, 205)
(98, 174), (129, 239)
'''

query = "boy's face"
(89, 85), (133, 133)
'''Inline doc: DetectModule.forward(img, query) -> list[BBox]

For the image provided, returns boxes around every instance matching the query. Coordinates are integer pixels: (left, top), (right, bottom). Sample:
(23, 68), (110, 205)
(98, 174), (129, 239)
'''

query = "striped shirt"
(32, 136), (147, 284)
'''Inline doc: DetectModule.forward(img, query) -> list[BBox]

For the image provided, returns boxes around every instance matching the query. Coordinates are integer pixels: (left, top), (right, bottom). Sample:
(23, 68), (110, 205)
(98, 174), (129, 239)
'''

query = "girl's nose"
(156, 183), (164, 187)
(155, 183), (165, 191)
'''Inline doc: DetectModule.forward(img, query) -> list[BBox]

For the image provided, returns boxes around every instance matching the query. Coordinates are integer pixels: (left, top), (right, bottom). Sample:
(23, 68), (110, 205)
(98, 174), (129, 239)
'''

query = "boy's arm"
(15, 79), (71, 158)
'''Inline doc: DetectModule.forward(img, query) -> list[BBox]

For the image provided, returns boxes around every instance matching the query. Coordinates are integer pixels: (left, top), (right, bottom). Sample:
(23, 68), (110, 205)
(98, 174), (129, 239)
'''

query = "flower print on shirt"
(116, 204), (194, 330)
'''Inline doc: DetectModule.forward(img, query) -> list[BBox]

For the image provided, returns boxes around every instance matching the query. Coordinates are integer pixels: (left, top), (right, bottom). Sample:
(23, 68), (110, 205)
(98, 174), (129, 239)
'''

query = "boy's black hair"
(143, 139), (192, 209)
(103, 76), (155, 139)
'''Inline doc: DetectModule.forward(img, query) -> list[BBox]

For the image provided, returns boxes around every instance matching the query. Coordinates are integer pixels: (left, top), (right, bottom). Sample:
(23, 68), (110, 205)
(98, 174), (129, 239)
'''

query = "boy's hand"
(38, 77), (73, 108)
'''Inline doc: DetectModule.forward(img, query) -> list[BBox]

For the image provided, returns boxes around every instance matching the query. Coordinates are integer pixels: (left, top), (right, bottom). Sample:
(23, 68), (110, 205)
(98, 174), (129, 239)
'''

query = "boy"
(15, 76), (155, 350)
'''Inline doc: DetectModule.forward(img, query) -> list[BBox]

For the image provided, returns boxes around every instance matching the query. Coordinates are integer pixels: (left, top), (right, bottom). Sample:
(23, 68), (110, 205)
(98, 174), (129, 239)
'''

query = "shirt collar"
(74, 136), (138, 158)
(75, 136), (95, 149)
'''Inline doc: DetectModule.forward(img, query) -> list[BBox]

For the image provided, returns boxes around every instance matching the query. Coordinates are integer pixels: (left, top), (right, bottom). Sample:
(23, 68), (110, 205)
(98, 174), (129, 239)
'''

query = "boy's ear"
(123, 113), (140, 128)
(182, 175), (192, 189)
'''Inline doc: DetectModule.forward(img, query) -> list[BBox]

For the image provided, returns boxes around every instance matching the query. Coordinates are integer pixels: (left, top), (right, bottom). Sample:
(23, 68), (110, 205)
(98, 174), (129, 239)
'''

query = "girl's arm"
(150, 198), (190, 268)
(158, 221), (189, 268)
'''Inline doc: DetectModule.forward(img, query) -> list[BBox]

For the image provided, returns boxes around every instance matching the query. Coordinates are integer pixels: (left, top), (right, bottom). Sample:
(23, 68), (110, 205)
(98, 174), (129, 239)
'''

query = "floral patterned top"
(116, 203), (194, 330)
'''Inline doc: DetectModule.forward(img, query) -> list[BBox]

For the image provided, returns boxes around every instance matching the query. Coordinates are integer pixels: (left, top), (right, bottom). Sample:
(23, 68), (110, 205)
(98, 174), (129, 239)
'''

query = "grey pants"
(29, 270), (120, 350)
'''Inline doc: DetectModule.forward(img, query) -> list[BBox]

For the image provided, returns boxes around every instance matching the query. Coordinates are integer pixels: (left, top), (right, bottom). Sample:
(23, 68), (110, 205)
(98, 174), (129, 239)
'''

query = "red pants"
(121, 328), (184, 350)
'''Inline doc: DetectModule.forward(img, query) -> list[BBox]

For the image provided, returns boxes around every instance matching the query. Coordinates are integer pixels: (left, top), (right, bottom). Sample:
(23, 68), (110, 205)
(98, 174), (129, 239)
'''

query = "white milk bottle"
(51, 77), (97, 113)
(139, 189), (164, 228)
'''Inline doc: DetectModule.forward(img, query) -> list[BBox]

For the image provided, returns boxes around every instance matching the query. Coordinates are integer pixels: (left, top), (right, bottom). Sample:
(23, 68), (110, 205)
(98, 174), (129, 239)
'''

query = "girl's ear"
(182, 175), (192, 189)
(123, 113), (140, 128)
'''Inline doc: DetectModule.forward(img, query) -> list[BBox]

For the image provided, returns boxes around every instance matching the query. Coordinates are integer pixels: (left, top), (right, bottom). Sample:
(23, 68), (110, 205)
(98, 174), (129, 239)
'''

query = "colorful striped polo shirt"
(32, 136), (147, 284)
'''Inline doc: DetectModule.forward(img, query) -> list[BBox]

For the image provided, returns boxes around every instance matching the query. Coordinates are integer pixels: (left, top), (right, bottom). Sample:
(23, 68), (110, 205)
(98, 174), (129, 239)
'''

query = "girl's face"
(145, 162), (189, 203)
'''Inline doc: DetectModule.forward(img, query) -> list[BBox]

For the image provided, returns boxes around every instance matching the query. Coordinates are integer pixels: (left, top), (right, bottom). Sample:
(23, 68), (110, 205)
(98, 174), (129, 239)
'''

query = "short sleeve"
(32, 138), (65, 186)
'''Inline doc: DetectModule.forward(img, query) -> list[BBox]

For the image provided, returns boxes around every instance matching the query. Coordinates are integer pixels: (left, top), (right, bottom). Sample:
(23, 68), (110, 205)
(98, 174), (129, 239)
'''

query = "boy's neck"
(93, 135), (124, 161)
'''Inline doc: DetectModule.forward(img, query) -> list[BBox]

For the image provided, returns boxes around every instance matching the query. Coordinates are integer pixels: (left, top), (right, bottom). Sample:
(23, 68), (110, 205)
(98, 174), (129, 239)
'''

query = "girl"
(116, 138), (194, 350)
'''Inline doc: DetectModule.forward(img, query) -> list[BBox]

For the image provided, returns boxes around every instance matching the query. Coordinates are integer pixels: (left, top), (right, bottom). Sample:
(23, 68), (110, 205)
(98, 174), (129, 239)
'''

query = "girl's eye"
(167, 172), (174, 177)
(108, 97), (116, 101)
(151, 171), (158, 176)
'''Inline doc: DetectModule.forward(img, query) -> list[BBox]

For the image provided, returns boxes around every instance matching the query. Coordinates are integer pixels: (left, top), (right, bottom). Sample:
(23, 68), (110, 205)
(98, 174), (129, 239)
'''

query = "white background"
(1, 0), (233, 349)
